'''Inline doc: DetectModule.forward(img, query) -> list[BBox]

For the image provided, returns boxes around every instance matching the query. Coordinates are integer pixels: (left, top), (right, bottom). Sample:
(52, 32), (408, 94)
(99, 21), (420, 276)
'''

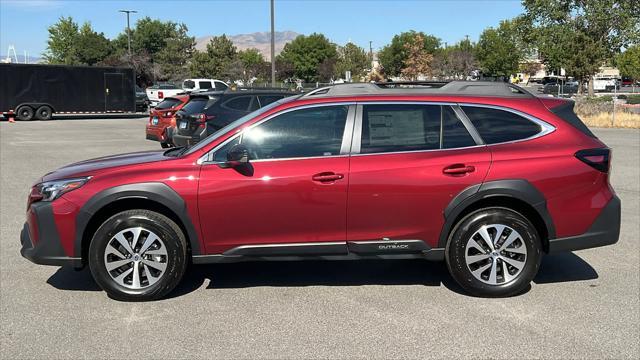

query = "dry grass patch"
(579, 111), (640, 128)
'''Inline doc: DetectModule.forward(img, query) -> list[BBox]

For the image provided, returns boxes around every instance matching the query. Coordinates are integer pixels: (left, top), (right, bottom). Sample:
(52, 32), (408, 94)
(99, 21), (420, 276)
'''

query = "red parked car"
(145, 95), (189, 148)
(21, 81), (620, 301)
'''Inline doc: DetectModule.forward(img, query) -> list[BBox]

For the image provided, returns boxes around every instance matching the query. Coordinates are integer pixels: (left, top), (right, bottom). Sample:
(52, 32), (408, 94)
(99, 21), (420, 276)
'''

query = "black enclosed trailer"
(0, 63), (136, 120)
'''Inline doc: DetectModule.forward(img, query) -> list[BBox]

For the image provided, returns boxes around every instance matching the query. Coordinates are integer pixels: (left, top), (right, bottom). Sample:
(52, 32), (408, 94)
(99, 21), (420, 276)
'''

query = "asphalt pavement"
(1, 118), (638, 359)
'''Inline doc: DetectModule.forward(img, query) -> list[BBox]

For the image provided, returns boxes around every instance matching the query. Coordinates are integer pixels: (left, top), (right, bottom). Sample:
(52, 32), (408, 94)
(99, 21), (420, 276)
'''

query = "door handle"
(312, 172), (344, 182)
(443, 164), (475, 175)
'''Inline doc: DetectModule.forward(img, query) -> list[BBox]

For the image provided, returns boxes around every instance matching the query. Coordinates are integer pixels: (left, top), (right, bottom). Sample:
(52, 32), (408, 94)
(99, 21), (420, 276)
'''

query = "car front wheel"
(446, 207), (542, 297)
(88, 209), (187, 301)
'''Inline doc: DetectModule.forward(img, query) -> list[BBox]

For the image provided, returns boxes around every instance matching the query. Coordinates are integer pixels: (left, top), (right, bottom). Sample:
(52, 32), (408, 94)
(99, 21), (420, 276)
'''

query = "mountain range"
(195, 31), (300, 61)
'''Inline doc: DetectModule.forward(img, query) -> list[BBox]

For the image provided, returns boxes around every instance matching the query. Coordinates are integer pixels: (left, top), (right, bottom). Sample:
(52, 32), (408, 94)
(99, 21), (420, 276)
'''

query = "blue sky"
(1, 0), (524, 58)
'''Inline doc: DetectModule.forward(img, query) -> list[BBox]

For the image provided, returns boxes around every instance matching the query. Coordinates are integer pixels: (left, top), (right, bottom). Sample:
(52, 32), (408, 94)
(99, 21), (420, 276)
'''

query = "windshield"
(155, 98), (182, 110)
(185, 95), (299, 155)
(180, 98), (210, 114)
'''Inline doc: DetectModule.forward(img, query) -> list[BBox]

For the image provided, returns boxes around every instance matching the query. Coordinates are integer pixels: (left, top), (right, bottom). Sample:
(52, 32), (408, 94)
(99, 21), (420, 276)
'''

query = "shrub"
(626, 95), (640, 105)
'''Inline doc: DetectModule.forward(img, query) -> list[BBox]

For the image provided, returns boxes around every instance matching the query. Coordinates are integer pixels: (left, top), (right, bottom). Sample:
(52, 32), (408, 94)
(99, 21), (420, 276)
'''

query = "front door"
(198, 104), (355, 254)
(347, 103), (491, 248)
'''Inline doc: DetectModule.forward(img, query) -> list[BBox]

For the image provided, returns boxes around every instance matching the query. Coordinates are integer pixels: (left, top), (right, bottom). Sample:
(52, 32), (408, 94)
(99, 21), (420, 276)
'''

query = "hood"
(42, 150), (168, 182)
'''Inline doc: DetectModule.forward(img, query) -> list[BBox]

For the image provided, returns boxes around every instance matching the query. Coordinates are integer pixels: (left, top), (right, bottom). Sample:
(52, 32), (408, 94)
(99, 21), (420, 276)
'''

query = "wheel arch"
(75, 183), (201, 264)
(16, 102), (56, 113)
(439, 179), (555, 252)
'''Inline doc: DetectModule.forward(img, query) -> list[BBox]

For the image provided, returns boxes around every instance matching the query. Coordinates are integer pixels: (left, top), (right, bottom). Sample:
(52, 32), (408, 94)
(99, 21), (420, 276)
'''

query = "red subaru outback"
(21, 82), (620, 301)
(145, 95), (190, 148)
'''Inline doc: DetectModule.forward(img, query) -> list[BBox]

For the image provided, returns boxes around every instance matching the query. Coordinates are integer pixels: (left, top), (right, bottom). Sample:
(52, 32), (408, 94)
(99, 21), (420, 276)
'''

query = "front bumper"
(20, 202), (82, 268)
(548, 195), (621, 253)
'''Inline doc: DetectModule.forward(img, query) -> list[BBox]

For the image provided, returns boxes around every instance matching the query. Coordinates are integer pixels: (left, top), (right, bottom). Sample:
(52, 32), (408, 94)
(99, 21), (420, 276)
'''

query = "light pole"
(119, 10), (137, 56)
(270, 0), (276, 87)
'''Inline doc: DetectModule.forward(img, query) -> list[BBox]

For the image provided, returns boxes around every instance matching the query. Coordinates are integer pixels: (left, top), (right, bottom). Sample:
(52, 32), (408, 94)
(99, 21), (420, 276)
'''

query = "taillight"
(575, 148), (610, 173)
(165, 111), (173, 117)
(158, 91), (164, 99)
(197, 113), (206, 122)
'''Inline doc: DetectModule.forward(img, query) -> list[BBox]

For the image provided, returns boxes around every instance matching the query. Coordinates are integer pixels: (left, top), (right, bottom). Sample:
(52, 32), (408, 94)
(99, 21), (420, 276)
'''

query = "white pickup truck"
(146, 79), (228, 107)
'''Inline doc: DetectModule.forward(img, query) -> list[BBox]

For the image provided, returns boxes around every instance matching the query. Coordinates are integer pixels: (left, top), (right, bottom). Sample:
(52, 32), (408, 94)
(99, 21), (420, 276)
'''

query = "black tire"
(16, 105), (34, 121)
(160, 142), (172, 149)
(35, 105), (53, 120)
(88, 209), (187, 301)
(446, 207), (542, 297)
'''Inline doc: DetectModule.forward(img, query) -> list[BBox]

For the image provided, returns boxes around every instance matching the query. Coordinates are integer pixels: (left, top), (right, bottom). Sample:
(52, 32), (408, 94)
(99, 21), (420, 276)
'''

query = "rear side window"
(183, 80), (195, 89)
(360, 104), (475, 154)
(442, 106), (476, 149)
(462, 106), (542, 144)
(199, 81), (212, 89)
(155, 98), (182, 110)
(259, 95), (286, 107)
(215, 82), (228, 91)
(223, 96), (252, 111)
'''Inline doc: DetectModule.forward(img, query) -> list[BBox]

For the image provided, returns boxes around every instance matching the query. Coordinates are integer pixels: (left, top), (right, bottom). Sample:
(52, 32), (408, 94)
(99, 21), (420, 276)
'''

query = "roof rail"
(301, 81), (535, 98)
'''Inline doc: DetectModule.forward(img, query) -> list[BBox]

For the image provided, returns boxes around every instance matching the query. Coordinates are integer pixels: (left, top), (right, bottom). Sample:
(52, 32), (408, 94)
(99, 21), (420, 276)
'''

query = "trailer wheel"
(16, 106), (34, 121)
(35, 106), (53, 120)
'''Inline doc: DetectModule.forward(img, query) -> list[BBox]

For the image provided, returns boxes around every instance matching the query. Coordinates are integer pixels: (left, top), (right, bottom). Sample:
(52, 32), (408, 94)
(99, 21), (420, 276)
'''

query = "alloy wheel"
(464, 224), (528, 285)
(103, 227), (168, 289)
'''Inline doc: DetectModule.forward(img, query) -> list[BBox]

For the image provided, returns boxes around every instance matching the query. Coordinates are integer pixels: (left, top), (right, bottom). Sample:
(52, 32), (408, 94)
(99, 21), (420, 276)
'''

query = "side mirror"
(221, 144), (250, 168)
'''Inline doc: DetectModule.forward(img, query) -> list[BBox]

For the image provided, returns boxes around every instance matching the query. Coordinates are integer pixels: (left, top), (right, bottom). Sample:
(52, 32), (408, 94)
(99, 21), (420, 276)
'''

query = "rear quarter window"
(462, 106), (542, 144)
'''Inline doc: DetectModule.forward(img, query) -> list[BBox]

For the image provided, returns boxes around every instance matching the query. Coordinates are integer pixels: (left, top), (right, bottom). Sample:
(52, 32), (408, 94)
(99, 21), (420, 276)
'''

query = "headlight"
(34, 177), (91, 202)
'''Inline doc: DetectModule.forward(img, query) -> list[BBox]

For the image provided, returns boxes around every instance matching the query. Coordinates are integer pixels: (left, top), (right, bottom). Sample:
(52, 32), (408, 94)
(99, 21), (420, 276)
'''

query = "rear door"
(346, 102), (491, 249)
(104, 73), (125, 111)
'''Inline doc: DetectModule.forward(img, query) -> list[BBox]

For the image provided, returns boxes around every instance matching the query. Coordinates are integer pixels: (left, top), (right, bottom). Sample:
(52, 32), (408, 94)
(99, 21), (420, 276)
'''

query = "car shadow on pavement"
(46, 252), (598, 298)
(534, 252), (599, 284)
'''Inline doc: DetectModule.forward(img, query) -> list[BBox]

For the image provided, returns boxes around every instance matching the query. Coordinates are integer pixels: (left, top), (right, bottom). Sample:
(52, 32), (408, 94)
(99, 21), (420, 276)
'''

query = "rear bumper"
(20, 203), (82, 268)
(548, 195), (621, 253)
(173, 133), (202, 147)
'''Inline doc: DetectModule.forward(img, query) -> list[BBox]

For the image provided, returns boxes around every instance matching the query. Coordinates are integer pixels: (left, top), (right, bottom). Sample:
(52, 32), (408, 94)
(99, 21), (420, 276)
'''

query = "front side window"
(183, 80), (195, 89)
(240, 105), (349, 160)
(462, 106), (542, 144)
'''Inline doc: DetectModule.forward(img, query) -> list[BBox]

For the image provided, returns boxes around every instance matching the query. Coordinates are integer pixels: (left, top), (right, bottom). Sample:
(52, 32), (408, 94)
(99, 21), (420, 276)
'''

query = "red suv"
(145, 95), (190, 148)
(21, 82), (620, 301)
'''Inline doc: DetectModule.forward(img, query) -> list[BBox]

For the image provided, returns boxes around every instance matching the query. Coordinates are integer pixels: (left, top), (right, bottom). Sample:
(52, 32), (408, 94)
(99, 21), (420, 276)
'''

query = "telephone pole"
(119, 10), (138, 56)
(270, 0), (276, 87)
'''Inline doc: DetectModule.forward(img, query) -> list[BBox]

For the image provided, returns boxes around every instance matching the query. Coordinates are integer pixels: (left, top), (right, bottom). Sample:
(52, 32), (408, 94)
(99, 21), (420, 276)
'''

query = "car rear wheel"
(88, 209), (187, 301)
(16, 105), (34, 121)
(446, 207), (542, 297)
(35, 105), (53, 120)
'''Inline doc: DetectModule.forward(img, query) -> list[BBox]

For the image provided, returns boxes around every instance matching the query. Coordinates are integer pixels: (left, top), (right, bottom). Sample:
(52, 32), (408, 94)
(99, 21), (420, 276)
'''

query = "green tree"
(378, 31), (440, 77)
(616, 45), (640, 81)
(154, 24), (195, 81)
(432, 38), (478, 79)
(75, 22), (112, 66)
(476, 19), (524, 79)
(335, 42), (369, 80)
(522, 0), (640, 94)
(189, 35), (237, 80)
(278, 33), (338, 82)
(44, 16), (80, 64)
(112, 17), (195, 81)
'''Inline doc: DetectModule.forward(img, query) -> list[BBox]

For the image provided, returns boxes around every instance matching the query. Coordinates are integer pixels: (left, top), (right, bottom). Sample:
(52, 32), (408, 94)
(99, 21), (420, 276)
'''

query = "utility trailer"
(0, 63), (136, 120)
